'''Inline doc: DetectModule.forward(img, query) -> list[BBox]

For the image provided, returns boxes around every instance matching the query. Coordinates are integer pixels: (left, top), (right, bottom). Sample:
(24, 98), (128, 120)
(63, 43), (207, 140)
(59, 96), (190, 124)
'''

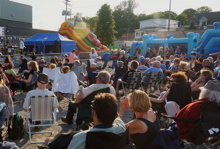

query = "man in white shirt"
(61, 71), (115, 124)
(19, 39), (25, 55)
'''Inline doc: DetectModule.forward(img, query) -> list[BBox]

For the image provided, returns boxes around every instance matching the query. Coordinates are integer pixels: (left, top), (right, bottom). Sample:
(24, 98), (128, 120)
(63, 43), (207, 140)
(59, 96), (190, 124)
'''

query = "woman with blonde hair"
(119, 90), (159, 149)
(158, 46), (164, 57)
(178, 61), (191, 80)
(20, 61), (39, 91)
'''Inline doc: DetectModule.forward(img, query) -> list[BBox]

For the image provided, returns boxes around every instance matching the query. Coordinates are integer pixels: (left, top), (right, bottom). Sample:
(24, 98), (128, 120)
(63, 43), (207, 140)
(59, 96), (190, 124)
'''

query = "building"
(0, 0), (55, 48)
(194, 11), (220, 29)
(134, 19), (179, 40)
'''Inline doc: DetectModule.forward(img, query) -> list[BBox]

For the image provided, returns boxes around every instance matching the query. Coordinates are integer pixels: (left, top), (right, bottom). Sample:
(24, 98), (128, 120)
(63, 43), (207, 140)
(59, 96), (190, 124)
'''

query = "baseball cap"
(200, 80), (220, 92)
(140, 58), (146, 63)
(96, 62), (103, 68)
(37, 73), (49, 84)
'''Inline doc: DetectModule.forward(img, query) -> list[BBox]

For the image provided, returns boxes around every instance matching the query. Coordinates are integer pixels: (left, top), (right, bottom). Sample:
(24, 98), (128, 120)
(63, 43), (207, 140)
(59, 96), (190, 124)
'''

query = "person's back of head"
(202, 59), (210, 66)
(117, 61), (124, 68)
(152, 60), (161, 68)
(61, 66), (70, 74)
(130, 60), (139, 70)
(49, 64), (56, 69)
(93, 93), (118, 125)
(37, 73), (49, 88)
(96, 71), (110, 84)
(199, 80), (220, 104)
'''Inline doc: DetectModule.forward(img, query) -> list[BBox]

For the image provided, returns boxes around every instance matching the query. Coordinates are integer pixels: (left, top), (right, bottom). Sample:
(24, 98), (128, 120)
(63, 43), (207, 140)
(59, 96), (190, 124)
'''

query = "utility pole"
(63, 0), (71, 21)
(168, 0), (171, 31)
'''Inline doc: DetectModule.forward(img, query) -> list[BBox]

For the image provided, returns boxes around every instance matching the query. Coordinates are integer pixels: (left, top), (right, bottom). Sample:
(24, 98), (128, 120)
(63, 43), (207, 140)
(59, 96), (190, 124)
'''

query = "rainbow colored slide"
(59, 21), (107, 52)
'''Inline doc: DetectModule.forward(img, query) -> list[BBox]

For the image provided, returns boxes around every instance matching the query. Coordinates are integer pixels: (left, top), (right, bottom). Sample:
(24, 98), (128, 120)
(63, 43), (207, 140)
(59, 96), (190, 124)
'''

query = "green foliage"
(196, 6), (212, 13)
(95, 4), (116, 46)
(177, 13), (187, 26)
(113, 0), (137, 39)
(182, 8), (197, 19)
(82, 17), (98, 31)
(189, 16), (196, 29)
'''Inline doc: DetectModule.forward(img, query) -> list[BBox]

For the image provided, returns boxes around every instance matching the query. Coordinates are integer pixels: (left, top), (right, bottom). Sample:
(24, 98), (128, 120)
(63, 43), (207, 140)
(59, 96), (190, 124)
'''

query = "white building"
(135, 19), (179, 40)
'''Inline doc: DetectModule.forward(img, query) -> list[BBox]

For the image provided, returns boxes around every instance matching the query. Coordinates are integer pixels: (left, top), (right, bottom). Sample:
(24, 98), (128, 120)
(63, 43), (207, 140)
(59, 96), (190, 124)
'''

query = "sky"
(11, 0), (220, 31)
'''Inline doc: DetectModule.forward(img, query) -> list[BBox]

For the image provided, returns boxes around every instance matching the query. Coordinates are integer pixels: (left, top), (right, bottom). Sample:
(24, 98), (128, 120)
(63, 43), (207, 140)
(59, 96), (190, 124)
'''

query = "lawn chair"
(141, 71), (162, 94)
(76, 87), (110, 129)
(26, 95), (57, 144)
(121, 72), (142, 96)
(163, 100), (220, 148)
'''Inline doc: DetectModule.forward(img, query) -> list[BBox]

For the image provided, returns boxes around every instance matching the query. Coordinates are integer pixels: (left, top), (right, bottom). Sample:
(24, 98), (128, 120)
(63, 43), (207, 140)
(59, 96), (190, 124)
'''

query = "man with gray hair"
(61, 71), (115, 124)
(175, 80), (220, 140)
(142, 60), (164, 81)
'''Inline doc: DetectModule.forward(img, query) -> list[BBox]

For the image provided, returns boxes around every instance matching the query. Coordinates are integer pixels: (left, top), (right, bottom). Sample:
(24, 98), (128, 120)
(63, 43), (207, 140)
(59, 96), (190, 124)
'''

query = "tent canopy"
(24, 33), (76, 53)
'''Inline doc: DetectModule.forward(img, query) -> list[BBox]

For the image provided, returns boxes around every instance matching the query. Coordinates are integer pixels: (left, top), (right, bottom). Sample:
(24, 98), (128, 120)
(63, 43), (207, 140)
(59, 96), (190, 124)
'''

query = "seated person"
(5, 64), (20, 80)
(137, 58), (148, 71)
(0, 74), (13, 119)
(150, 71), (192, 116)
(175, 80), (220, 140)
(119, 90), (160, 149)
(116, 60), (139, 95)
(142, 60), (164, 81)
(61, 71), (115, 124)
(87, 63), (101, 85)
(18, 56), (28, 74)
(0, 102), (6, 141)
(66, 93), (126, 149)
(20, 61), (39, 92)
(167, 58), (180, 74)
(113, 61), (128, 87)
(23, 73), (59, 112)
(0, 64), (8, 85)
(191, 69), (213, 100)
(71, 60), (86, 81)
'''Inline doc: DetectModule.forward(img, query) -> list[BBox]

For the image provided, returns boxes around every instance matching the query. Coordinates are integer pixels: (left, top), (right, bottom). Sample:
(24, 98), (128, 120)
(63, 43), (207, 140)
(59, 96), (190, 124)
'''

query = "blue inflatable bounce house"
(130, 22), (220, 58)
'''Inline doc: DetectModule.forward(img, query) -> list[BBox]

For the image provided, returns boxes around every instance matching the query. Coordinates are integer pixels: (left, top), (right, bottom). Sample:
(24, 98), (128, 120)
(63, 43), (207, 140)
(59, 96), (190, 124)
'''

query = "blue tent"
(24, 33), (76, 53)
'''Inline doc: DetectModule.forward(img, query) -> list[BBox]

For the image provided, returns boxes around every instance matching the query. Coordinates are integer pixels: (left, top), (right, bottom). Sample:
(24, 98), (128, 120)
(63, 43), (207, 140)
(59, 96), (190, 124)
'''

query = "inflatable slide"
(198, 22), (220, 58)
(59, 16), (108, 52)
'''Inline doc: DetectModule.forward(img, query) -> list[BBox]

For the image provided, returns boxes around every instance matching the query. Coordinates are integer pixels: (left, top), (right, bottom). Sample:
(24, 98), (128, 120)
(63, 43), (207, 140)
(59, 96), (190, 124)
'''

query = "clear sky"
(11, 0), (220, 31)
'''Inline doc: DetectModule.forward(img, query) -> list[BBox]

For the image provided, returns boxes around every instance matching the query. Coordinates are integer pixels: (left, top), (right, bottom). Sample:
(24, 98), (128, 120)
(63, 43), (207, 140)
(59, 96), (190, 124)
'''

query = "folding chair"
(26, 95), (57, 144)
(141, 71), (162, 94)
(121, 72), (142, 96)
(163, 100), (220, 149)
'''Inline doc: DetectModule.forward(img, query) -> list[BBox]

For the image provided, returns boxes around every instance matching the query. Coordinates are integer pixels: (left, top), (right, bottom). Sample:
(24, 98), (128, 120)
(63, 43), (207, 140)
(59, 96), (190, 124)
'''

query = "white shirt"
(19, 40), (24, 49)
(82, 84), (115, 97)
(23, 88), (59, 110)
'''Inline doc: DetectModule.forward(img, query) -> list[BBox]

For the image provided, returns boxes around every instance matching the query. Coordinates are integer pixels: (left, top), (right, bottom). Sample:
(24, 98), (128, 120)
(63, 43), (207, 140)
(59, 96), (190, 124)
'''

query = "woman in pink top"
(69, 50), (77, 63)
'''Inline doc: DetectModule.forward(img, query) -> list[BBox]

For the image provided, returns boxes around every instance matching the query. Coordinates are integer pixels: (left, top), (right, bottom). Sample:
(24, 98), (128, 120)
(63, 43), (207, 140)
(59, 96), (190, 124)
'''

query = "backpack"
(7, 112), (24, 139)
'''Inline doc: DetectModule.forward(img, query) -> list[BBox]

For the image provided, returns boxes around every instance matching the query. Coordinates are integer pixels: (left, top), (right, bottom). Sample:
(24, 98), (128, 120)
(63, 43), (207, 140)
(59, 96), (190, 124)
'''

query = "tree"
(182, 8), (196, 19)
(189, 16), (196, 29)
(113, 0), (138, 38)
(177, 13), (187, 26)
(161, 11), (178, 20)
(83, 16), (97, 31)
(197, 6), (212, 13)
(95, 4), (116, 46)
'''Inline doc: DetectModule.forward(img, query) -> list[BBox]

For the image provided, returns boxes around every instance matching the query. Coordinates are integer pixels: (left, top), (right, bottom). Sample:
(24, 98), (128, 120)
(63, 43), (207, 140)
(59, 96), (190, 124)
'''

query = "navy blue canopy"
(24, 33), (76, 53)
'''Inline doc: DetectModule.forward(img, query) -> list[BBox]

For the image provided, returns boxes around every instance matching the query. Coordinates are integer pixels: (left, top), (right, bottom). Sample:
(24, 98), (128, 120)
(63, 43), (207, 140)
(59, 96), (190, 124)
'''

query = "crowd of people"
(0, 46), (219, 148)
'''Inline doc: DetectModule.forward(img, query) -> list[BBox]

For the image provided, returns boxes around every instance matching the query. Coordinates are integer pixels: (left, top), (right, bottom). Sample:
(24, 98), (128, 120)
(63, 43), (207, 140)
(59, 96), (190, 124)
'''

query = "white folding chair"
(26, 95), (57, 144)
